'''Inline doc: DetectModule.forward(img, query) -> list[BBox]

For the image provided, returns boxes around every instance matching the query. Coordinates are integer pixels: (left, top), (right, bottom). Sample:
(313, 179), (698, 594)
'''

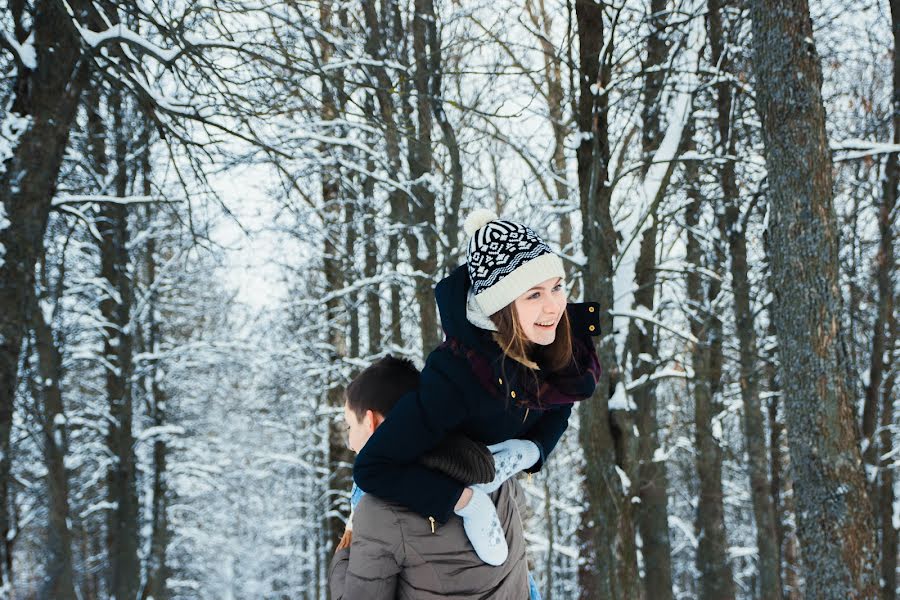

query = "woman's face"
(513, 277), (567, 345)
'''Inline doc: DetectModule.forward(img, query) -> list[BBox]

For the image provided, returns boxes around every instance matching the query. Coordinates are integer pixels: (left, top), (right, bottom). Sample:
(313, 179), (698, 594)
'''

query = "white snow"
(832, 139), (900, 161)
(76, 23), (182, 63)
(0, 201), (9, 265)
(615, 465), (632, 494)
(2, 31), (36, 69)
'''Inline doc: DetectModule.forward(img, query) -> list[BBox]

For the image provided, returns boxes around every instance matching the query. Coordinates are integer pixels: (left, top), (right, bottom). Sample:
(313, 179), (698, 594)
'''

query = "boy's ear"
(364, 409), (377, 433)
(365, 409), (385, 432)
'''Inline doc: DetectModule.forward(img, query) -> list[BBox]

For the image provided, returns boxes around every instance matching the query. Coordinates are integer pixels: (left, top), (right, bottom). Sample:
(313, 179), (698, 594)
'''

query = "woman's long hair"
(490, 302), (573, 374)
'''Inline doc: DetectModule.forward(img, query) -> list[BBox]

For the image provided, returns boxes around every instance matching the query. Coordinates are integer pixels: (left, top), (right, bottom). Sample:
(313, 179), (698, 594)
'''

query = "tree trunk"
(574, 3), (622, 598)
(141, 136), (169, 600)
(361, 0), (406, 353)
(0, 3), (90, 587)
(629, 3), (674, 597)
(424, 7), (463, 271)
(747, 0), (880, 595)
(684, 145), (736, 600)
(31, 290), (76, 600)
(319, 0), (353, 552)
(346, 201), (360, 360)
(408, 0), (440, 356)
(706, 0), (782, 596)
(101, 89), (140, 600)
(362, 107), (383, 356)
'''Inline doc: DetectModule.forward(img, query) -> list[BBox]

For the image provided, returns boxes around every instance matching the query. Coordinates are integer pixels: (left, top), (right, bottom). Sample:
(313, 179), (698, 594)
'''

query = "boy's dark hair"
(345, 355), (419, 420)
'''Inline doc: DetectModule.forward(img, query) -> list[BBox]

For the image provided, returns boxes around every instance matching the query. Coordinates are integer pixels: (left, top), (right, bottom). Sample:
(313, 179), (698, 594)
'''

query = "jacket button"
(589, 306), (595, 313)
(511, 391), (517, 399)
(589, 325), (596, 332)
(498, 378), (503, 385)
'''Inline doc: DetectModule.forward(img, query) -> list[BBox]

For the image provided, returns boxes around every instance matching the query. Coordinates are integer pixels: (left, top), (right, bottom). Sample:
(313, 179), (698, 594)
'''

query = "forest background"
(0, 0), (896, 598)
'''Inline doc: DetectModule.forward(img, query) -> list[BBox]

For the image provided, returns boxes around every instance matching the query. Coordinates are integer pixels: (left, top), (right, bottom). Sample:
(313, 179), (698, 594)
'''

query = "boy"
(330, 355), (530, 600)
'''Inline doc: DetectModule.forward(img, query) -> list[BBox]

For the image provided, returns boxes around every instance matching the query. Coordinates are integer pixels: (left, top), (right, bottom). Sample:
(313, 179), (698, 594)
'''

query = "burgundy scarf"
(439, 334), (602, 411)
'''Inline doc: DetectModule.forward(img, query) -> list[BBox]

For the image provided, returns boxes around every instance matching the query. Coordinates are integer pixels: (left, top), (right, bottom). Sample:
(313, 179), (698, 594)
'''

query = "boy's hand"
(336, 527), (353, 551)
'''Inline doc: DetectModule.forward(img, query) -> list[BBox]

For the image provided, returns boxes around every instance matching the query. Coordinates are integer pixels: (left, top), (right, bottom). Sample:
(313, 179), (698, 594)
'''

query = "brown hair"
(345, 355), (420, 420)
(490, 303), (574, 375)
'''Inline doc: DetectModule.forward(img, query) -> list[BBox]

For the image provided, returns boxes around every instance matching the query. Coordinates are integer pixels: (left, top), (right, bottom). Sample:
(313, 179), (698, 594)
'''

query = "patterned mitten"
(472, 439), (540, 494)
(454, 487), (509, 566)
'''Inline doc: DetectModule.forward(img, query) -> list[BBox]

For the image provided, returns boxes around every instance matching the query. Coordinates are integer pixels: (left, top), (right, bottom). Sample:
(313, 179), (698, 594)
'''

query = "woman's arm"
(521, 403), (574, 473)
(353, 350), (472, 523)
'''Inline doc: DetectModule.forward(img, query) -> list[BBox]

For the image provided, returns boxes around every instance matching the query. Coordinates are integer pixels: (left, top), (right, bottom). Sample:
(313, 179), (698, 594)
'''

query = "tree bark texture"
(574, 3), (624, 599)
(0, 3), (91, 587)
(747, 0), (880, 596)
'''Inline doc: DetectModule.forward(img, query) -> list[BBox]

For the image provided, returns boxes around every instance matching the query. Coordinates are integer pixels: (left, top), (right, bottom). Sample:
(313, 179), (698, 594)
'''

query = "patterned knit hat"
(465, 209), (566, 316)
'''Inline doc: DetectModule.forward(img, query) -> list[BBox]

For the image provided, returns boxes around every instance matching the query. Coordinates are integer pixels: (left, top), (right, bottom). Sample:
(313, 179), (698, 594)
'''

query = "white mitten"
(454, 487), (509, 566)
(472, 439), (540, 494)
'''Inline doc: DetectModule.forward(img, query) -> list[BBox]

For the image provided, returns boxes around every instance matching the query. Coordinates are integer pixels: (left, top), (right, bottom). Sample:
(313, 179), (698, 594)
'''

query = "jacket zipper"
(428, 516), (436, 534)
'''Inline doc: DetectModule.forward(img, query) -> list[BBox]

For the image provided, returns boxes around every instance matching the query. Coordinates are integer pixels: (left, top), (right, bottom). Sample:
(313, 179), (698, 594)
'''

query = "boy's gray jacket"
(329, 479), (529, 599)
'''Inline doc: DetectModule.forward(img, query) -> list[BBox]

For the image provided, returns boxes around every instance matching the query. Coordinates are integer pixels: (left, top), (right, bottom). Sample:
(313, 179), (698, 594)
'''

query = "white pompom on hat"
(464, 208), (565, 318)
(464, 208), (499, 237)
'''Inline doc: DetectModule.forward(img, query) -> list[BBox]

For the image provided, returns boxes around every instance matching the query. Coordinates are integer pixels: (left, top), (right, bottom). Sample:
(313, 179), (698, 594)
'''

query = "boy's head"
(343, 355), (419, 453)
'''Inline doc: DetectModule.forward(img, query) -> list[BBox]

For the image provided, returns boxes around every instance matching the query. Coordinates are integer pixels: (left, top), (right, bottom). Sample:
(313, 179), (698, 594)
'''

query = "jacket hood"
(435, 264), (490, 349)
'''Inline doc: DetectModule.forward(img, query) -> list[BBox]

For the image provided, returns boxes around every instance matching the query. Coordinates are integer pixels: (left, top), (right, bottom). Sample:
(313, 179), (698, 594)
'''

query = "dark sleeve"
(328, 500), (403, 600)
(353, 351), (471, 523)
(521, 403), (573, 473)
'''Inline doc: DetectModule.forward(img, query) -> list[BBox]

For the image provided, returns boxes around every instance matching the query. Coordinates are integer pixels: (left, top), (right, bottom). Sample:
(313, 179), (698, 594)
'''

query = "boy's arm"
(328, 498), (404, 600)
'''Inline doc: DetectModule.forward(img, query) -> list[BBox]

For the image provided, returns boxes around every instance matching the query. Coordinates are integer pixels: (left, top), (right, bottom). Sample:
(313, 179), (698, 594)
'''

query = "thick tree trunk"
(0, 3), (90, 587)
(31, 292), (76, 600)
(706, 0), (782, 596)
(684, 151), (736, 600)
(574, 3), (622, 599)
(747, 0), (880, 595)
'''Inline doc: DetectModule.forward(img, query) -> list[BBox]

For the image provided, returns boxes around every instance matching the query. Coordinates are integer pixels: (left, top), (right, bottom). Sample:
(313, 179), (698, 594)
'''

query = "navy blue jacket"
(353, 264), (601, 523)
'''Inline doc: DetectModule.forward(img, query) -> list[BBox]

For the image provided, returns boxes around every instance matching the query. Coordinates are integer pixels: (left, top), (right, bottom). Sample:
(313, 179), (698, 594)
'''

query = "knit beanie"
(465, 209), (566, 317)
(419, 433), (496, 485)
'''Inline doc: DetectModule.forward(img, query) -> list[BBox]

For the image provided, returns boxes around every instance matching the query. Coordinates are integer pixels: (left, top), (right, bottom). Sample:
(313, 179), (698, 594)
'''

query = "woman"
(353, 209), (602, 566)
